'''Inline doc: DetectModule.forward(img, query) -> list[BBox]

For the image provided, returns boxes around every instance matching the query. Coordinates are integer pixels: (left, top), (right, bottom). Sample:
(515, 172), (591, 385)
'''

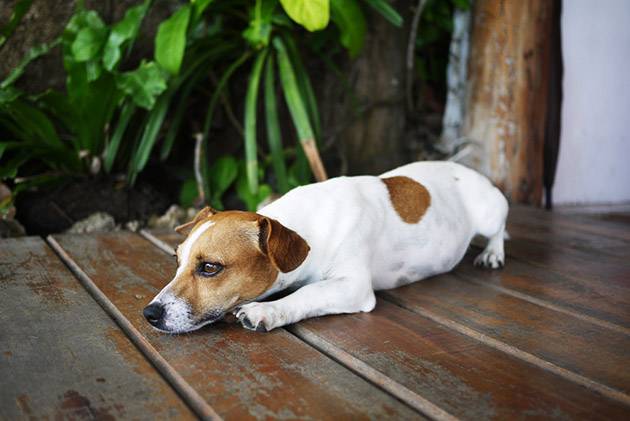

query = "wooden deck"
(1, 205), (629, 420)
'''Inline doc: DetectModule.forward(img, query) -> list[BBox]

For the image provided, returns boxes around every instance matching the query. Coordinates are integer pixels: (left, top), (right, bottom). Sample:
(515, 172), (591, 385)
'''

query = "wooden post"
(461, 0), (553, 205)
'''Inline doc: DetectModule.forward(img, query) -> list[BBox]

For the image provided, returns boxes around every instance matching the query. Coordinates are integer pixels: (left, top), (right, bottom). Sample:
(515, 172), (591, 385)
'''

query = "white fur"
(237, 161), (508, 331)
(149, 220), (215, 332)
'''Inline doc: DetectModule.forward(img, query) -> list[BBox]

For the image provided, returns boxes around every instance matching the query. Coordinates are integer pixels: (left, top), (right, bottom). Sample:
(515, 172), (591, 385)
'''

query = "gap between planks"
(464, 246), (630, 336)
(139, 229), (454, 421)
(455, 272), (630, 336)
(45, 235), (223, 421)
(380, 292), (630, 408)
(141, 228), (630, 409)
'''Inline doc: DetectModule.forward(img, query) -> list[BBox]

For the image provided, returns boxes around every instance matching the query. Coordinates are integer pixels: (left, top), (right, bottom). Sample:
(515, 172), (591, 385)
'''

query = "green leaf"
(243, 0), (277, 48)
(179, 177), (198, 207)
(283, 36), (321, 140)
(128, 90), (172, 184)
(104, 101), (135, 173)
(199, 51), (252, 200)
(1, 39), (61, 89)
(155, 5), (191, 75)
(263, 53), (289, 193)
(0, 0), (33, 49)
(71, 21), (107, 62)
(279, 0), (330, 31)
(273, 38), (313, 143)
(363, 0), (403, 27)
(8, 100), (62, 147)
(0, 154), (28, 179)
(209, 155), (238, 209)
(103, 0), (150, 71)
(330, 0), (366, 57)
(0, 86), (21, 105)
(116, 61), (168, 109)
(244, 49), (268, 194)
(192, 0), (215, 22)
(236, 163), (271, 211)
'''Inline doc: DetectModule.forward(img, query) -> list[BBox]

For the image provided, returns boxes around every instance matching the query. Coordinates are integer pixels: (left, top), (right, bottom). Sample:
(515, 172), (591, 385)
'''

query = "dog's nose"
(143, 303), (165, 326)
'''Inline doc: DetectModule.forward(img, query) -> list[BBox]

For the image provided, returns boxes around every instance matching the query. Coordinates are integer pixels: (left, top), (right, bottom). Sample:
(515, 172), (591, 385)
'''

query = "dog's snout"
(143, 303), (165, 326)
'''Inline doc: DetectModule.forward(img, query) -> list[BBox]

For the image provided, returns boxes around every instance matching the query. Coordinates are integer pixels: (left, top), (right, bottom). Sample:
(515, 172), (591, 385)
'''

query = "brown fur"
(382, 176), (431, 223)
(170, 211), (309, 320)
(174, 206), (218, 235)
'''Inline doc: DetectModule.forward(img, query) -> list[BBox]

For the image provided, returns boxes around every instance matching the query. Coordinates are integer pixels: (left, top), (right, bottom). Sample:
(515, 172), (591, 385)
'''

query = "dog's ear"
(258, 217), (310, 273)
(175, 206), (217, 235)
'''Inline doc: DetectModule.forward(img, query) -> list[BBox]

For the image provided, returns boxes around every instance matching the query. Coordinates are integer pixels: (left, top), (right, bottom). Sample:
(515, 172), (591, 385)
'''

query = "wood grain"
(53, 232), (420, 420)
(381, 273), (630, 398)
(455, 253), (630, 332)
(0, 237), (194, 420)
(150, 229), (630, 418)
(296, 300), (630, 420)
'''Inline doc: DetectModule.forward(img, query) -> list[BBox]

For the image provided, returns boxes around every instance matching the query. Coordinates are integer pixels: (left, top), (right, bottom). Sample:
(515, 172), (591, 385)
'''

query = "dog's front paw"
(474, 249), (505, 269)
(234, 303), (284, 332)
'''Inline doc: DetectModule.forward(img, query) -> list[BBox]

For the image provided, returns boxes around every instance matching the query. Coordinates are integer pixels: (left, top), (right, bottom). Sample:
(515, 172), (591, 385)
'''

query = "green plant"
(1, 0), (402, 213)
(0, 0), (166, 183)
(154, 0), (402, 209)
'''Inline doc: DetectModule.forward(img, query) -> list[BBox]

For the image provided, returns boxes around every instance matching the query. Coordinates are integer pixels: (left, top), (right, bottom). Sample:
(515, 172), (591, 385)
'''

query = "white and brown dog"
(143, 161), (508, 333)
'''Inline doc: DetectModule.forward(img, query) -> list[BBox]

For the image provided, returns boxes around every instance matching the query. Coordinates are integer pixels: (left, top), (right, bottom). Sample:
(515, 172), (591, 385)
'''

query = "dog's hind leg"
(473, 222), (506, 269)
(472, 189), (508, 269)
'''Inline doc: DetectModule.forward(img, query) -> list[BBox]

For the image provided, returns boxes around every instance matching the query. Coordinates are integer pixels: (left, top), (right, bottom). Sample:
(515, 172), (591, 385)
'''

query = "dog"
(143, 161), (508, 333)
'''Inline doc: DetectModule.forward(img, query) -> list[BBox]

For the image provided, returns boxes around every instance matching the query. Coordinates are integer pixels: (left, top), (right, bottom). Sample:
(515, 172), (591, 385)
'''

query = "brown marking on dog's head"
(174, 206), (218, 235)
(382, 176), (431, 223)
(162, 210), (310, 329)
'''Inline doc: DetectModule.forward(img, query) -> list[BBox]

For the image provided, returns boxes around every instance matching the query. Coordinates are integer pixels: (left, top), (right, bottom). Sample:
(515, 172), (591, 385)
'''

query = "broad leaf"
(71, 20), (107, 62)
(155, 5), (191, 75)
(279, 0), (329, 31)
(330, 0), (366, 57)
(103, 0), (150, 71)
(116, 61), (168, 109)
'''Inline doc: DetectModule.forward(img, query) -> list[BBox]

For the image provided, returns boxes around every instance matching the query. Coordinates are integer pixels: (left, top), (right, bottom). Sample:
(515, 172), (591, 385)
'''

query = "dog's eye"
(198, 262), (223, 277)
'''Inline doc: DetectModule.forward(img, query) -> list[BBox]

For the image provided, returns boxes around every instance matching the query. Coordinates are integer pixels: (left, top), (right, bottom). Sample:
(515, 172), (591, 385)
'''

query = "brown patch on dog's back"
(382, 176), (431, 223)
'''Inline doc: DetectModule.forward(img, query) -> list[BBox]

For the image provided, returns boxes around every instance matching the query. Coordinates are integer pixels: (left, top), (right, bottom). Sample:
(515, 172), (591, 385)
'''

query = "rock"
(125, 220), (141, 232)
(148, 204), (196, 230)
(66, 212), (116, 234)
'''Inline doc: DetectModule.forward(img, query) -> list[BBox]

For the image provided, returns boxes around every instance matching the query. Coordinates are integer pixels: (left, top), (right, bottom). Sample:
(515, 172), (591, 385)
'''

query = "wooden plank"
(511, 205), (630, 242)
(381, 273), (630, 401)
(503, 235), (630, 290)
(149, 230), (630, 418)
(0, 237), (194, 420)
(52, 232), (421, 420)
(506, 214), (630, 259)
(455, 253), (630, 332)
(293, 300), (630, 420)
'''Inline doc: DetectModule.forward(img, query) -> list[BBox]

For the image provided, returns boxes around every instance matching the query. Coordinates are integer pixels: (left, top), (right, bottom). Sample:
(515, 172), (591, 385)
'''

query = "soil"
(15, 177), (171, 235)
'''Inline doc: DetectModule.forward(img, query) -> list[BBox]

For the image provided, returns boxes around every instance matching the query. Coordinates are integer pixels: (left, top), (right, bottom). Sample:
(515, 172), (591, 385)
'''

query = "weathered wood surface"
(0, 237), (194, 420)
(3, 205), (630, 419)
(52, 232), (420, 420)
(150, 203), (630, 418)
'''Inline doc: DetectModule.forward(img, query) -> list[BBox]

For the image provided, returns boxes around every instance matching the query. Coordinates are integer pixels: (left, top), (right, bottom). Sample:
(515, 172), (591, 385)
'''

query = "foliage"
(0, 0), (403, 212)
(414, 0), (470, 96)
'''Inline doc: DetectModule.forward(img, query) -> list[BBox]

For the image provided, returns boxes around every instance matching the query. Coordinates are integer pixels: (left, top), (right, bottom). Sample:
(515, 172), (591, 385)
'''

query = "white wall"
(553, 0), (630, 205)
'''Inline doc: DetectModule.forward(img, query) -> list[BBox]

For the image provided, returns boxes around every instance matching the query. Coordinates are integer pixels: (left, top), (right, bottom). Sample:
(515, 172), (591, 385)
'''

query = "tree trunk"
(461, 0), (553, 205)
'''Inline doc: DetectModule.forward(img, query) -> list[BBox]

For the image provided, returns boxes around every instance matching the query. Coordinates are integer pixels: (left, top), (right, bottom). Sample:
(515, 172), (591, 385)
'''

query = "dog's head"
(143, 207), (310, 333)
